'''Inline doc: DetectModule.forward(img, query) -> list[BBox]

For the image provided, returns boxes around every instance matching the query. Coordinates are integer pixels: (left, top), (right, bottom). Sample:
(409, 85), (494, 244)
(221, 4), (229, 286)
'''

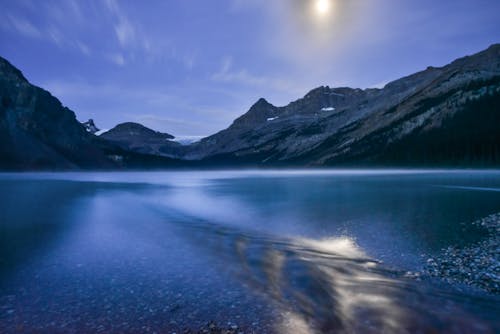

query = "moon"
(315, 0), (331, 15)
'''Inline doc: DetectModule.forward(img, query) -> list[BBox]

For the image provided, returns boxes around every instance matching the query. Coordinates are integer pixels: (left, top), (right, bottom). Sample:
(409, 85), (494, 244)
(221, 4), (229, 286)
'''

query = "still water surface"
(0, 170), (499, 333)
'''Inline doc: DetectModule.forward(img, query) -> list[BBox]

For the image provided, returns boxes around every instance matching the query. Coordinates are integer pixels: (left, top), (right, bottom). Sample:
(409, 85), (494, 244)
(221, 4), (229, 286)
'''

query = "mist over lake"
(1, 170), (499, 333)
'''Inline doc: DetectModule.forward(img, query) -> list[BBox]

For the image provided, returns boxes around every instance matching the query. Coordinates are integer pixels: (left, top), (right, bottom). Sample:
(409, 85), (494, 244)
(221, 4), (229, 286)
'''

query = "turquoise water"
(0, 170), (499, 333)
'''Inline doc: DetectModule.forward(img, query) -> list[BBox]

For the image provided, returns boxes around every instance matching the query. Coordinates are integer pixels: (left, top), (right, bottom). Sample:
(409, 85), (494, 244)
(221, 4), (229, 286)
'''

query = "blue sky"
(1, 0), (499, 136)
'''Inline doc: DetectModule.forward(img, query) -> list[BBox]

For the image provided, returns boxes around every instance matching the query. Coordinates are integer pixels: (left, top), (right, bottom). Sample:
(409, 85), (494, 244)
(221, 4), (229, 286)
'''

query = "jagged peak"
(251, 97), (274, 109)
(302, 86), (365, 99)
(229, 97), (278, 128)
(82, 119), (100, 134)
(83, 119), (97, 126)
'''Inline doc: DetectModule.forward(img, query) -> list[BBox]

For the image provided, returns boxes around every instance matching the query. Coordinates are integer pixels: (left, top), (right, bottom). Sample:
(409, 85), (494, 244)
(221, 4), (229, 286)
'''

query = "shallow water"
(0, 170), (499, 333)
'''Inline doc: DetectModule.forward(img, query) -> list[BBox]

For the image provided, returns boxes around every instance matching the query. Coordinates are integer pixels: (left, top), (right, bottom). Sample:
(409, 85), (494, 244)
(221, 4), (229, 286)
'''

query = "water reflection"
(159, 209), (499, 333)
(0, 179), (161, 276)
(0, 171), (499, 333)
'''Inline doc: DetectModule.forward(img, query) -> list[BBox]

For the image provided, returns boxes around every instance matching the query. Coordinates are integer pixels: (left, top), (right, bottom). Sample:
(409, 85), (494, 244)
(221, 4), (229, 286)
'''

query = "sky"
(0, 0), (499, 137)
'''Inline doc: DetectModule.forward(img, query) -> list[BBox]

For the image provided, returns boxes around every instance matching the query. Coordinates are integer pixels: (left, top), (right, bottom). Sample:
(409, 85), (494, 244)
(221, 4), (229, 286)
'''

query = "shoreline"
(423, 213), (500, 294)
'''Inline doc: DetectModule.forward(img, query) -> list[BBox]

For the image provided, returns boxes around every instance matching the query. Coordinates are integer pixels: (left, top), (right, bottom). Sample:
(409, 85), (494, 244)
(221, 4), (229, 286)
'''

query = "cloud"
(41, 79), (236, 136)
(0, 1), (156, 64)
(211, 56), (307, 96)
(104, 0), (138, 48)
(114, 19), (136, 47)
(109, 53), (125, 66)
(5, 14), (41, 39)
(42, 80), (150, 101)
(1, 4), (95, 58)
(46, 25), (64, 46)
(65, 0), (84, 23)
(75, 41), (91, 56)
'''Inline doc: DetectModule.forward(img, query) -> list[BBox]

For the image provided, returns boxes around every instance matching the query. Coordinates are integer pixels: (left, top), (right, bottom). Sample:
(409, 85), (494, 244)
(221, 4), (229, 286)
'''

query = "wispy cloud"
(1, 5), (94, 58)
(41, 79), (236, 136)
(211, 56), (307, 96)
(43, 80), (161, 101)
(65, 0), (84, 23)
(108, 53), (125, 66)
(4, 0), (497, 138)
(76, 41), (91, 56)
(104, 0), (137, 48)
(5, 14), (41, 39)
(0, 1), (154, 63)
(46, 25), (64, 46)
(114, 19), (136, 47)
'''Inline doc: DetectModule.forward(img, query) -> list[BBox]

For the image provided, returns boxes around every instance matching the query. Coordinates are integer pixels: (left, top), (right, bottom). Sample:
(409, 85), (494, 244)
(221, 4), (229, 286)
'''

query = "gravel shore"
(423, 213), (500, 294)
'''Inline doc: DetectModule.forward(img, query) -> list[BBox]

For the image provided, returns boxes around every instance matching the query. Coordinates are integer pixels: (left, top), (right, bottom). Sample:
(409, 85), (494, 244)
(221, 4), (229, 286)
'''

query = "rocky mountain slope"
(100, 122), (183, 158)
(1, 44), (499, 169)
(0, 57), (116, 169)
(182, 44), (500, 166)
(82, 119), (100, 134)
(0, 57), (183, 170)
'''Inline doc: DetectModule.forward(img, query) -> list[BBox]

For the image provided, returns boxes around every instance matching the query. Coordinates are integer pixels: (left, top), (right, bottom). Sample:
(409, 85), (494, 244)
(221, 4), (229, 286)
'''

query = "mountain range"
(1, 44), (499, 170)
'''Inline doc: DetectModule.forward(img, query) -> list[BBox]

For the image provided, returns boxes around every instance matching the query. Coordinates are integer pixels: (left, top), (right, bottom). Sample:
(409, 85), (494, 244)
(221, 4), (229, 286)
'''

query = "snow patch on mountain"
(95, 129), (109, 136)
(173, 135), (205, 145)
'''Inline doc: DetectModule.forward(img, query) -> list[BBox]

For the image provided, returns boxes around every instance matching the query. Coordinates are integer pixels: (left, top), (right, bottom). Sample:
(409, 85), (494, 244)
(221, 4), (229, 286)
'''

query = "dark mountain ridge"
(0, 57), (113, 169)
(0, 58), (184, 170)
(82, 119), (100, 134)
(100, 122), (183, 158)
(0, 44), (499, 169)
(182, 44), (500, 166)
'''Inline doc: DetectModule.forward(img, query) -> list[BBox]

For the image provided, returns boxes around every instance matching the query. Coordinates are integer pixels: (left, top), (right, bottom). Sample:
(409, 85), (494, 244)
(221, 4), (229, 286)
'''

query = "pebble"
(422, 213), (500, 294)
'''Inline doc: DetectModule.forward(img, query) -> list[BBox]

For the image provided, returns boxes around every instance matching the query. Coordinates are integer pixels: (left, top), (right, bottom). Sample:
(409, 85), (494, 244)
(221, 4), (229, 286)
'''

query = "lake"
(0, 170), (499, 333)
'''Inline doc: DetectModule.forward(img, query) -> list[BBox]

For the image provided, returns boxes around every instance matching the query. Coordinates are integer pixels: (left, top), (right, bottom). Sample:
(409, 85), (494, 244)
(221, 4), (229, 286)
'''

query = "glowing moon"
(315, 0), (331, 15)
